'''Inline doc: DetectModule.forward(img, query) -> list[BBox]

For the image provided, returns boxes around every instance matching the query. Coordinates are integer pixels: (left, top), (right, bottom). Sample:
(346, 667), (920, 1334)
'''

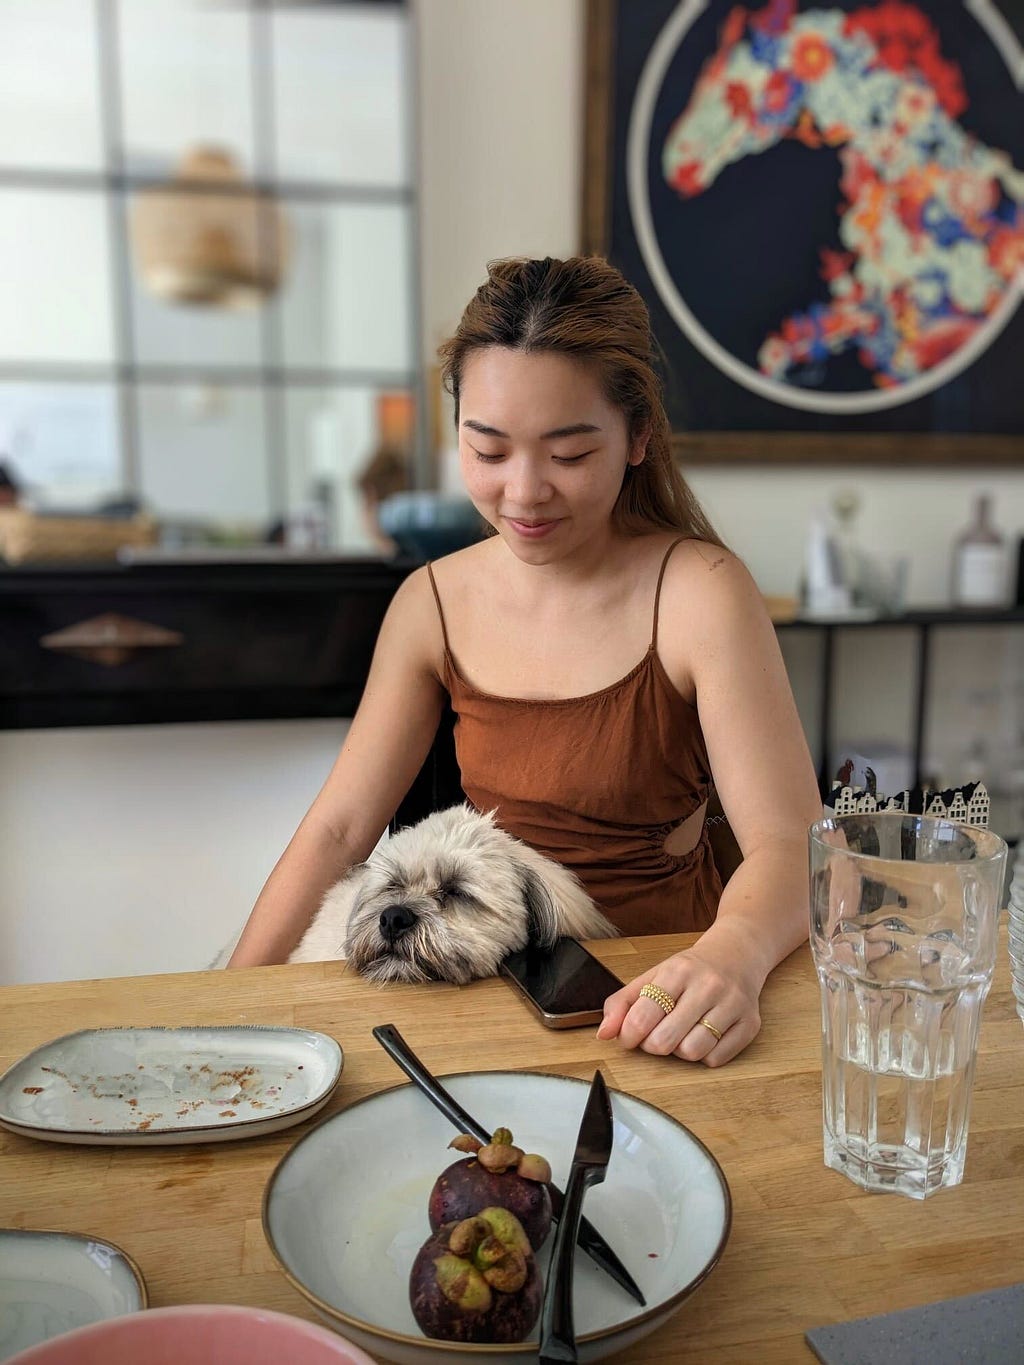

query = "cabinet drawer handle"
(40, 612), (185, 667)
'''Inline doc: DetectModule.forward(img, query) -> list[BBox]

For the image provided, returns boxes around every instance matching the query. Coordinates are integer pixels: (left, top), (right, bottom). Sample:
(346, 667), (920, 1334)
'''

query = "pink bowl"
(6, 1304), (378, 1365)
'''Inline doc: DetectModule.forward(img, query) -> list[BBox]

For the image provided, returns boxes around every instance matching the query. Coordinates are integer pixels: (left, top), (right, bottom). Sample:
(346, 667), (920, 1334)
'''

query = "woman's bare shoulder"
(662, 540), (769, 629)
(382, 542), (496, 657)
(376, 564), (446, 668)
(426, 535), (496, 577)
(666, 538), (750, 585)
(417, 537), (499, 606)
(387, 543), (493, 604)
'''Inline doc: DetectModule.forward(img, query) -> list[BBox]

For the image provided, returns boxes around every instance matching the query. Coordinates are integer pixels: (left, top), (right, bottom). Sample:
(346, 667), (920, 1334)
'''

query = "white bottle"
(951, 494), (1007, 608)
(804, 506), (851, 617)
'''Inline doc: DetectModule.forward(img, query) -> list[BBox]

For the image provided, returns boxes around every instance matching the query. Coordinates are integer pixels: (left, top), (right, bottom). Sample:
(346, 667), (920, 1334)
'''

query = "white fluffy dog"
(289, 804), (617, 984)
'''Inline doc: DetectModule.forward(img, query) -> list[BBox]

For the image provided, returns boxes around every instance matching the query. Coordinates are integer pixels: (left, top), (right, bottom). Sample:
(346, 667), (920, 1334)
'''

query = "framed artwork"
(583, 0), (1024, 464)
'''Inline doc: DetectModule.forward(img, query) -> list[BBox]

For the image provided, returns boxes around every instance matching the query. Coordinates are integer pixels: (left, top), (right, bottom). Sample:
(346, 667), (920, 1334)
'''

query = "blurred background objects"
(0, 0), (422, 556)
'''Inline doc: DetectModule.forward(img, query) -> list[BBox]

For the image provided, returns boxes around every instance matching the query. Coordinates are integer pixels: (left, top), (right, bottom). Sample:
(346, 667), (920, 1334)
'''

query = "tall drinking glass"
(809, 812), (1007, 1199)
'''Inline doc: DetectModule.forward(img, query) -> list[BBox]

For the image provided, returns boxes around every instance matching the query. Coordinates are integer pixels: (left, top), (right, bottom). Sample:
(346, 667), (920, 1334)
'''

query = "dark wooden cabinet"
(0, 558), (415, 729)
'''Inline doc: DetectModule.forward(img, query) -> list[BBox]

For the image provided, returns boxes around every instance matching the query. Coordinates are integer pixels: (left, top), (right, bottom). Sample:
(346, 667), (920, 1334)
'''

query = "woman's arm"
(226, 569), (447, 967)
(599, 547), (821, 1063)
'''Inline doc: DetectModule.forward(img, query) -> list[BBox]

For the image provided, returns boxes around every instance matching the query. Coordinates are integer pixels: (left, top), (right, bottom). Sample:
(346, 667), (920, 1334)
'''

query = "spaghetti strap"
(426, 562), (452, 655)
(651, 538), (687, 651)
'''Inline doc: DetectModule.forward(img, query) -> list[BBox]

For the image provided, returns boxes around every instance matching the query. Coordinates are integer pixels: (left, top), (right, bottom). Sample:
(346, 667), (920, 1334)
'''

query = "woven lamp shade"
(130, 146), (289, 308)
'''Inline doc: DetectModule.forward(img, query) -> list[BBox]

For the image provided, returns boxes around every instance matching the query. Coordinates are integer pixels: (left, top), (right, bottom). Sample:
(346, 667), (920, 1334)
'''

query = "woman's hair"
(437, 255), (723, 543)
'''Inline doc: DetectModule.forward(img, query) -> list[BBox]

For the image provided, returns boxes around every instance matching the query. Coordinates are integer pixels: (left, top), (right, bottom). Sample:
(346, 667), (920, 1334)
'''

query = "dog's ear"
(519, 865), (563, 948)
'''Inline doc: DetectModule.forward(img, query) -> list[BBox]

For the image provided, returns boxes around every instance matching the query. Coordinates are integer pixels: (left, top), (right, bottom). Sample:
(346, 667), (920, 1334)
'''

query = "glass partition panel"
(272, 5), (409, 186)
(282, 385), (415, 552)
(0, 0), (104, 171)
(118, 0), (255, 179)
(0, 2), (419, 526)
(136, 382), (271, 530)
(277, 201), (414, 374)
(0, 382), (121, 506)
(0, 191), (114, 365)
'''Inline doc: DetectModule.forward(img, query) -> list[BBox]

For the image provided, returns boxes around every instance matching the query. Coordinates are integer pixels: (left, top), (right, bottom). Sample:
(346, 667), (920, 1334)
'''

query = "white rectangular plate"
(0, 1026), (343, 1145)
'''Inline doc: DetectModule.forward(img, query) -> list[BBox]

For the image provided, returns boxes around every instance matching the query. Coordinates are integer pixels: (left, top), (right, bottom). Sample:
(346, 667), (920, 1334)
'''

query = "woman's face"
(457, 347), (644, 562)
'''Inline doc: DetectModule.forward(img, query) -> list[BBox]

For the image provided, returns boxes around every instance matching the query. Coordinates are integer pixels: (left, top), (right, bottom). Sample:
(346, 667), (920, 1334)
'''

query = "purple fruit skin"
(427, 1158), (552, 1251)
(408, 1224), (542, 1345)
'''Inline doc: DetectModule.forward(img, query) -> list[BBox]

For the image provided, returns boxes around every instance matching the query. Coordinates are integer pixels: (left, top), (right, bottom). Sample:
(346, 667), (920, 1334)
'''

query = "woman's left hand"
(596, 942), (763, 1066)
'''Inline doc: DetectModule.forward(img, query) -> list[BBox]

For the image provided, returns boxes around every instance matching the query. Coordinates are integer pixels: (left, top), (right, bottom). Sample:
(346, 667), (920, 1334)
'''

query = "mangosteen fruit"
(427, 1127), (553, 1252)
(409, 1206), (542, 1344)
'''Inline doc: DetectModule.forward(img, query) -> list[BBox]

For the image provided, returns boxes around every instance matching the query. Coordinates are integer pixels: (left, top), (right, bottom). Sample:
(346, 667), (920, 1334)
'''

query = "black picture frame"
(582, 0), (1024, 465)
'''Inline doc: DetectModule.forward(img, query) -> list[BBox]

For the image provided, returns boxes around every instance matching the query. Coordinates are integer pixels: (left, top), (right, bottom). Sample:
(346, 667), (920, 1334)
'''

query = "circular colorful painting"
(627, 0), (1024, 414)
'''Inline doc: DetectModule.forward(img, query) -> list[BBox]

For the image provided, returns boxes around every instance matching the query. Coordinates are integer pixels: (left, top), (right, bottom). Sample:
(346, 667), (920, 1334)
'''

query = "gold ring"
(639, 983), (676, 1015)
(699, 1017), (723, 1042)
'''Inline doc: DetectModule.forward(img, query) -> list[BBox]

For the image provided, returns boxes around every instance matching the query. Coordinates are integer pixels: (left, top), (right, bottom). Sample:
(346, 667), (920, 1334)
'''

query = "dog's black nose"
(379, 904), (417, 943)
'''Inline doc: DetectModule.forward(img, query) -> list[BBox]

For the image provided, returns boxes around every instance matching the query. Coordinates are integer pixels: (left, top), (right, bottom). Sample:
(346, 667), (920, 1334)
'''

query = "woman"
(228, 255), (822, 1067)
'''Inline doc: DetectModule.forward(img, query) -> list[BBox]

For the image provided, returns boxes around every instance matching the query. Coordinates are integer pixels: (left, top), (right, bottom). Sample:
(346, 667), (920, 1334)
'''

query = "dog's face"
(340, 806), (591, 985)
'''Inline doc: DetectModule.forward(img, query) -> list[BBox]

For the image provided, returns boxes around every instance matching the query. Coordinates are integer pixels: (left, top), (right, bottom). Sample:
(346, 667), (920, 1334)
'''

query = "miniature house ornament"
(827, 780), (990, 828)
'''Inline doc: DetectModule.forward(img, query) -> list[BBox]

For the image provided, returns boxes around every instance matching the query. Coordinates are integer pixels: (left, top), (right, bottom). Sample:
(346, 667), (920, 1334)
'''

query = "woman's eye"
(553, 450), (594, 465)
(470, 446), (504, 463)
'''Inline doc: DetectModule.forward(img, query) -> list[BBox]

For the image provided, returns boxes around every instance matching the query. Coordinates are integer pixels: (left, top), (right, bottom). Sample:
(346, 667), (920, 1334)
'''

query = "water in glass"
(810, 813), (1007, 1198)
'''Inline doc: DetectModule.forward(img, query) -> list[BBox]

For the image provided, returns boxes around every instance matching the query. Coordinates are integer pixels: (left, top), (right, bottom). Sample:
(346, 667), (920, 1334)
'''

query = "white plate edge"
(0, 1226), (149, 1309)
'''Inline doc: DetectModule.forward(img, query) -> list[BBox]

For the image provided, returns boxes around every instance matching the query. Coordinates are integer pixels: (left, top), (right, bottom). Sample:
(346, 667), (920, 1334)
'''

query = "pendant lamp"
(130, 145), (289, 308)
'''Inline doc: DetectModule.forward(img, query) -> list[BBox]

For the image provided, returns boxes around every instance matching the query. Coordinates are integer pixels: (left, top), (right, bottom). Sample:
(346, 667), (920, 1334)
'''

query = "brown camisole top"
(426, 538), (723, 936)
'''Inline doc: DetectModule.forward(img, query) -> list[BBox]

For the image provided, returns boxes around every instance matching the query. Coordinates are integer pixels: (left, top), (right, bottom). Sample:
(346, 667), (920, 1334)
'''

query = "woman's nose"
(504, 456), (551, 505)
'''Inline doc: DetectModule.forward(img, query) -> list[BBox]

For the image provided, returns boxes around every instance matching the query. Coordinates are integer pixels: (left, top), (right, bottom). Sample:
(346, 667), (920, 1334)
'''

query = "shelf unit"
(776, 608), (1024, 791)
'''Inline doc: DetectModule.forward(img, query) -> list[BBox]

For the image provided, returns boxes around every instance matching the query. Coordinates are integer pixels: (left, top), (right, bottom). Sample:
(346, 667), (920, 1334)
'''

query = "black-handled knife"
(538, 1069), (614, 1364)
(371, 1024), (645, 1307)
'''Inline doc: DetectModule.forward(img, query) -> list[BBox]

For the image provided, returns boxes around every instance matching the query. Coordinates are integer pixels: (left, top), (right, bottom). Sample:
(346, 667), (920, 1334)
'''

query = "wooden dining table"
(2, 931), (1023, 1363)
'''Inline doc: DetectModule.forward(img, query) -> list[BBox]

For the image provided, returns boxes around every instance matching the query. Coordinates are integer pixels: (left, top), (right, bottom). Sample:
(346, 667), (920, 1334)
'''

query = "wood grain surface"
(2, 932), (1022, 1363)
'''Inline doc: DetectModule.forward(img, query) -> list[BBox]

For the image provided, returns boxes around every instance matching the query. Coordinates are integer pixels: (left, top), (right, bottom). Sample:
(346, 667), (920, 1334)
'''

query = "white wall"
(0, 720), (348, 986)
(414, 0), (1024, 604)
(415, 0), (584, 364)
(689, 467), (1024, 603)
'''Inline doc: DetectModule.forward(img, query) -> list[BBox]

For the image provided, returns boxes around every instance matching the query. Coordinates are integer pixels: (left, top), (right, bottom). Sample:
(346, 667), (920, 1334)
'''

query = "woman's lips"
(506, 517), (561, 539)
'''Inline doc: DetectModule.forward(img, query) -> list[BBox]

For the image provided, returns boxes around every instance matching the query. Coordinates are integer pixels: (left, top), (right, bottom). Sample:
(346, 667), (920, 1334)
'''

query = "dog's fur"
(288, 804), (617, 984)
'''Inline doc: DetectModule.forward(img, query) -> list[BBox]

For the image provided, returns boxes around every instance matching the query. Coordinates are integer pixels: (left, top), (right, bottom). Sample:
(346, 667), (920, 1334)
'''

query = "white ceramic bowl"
(263, 1070), (731, 1364)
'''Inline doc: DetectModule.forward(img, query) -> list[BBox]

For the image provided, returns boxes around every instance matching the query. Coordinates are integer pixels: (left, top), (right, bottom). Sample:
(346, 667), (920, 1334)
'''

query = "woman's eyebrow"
(462, 419), (602, 439)
(462, 420), (507, 437)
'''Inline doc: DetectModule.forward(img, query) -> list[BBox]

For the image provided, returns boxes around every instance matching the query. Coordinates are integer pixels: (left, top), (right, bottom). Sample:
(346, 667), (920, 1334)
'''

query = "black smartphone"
(499, 937), (624, 1029)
